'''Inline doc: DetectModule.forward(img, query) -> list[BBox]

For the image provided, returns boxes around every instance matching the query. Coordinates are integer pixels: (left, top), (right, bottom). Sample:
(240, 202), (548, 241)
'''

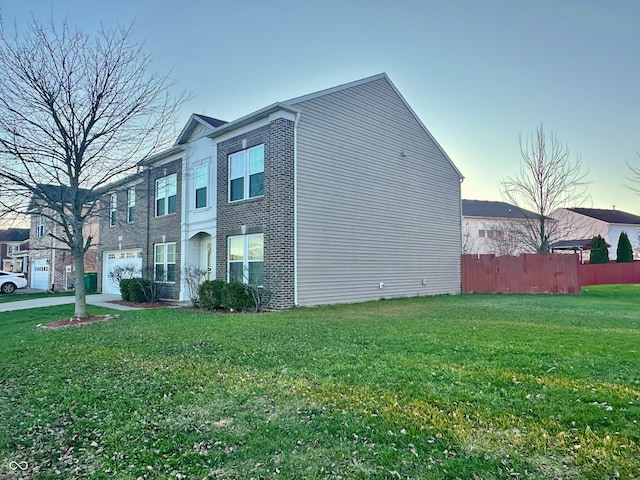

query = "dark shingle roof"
(566, 208), (640, 225)
(29, 185), (97, 210)
(549, 239), (603, 251)
(462, 200), (538, 220)
(0, 229), (29, 242)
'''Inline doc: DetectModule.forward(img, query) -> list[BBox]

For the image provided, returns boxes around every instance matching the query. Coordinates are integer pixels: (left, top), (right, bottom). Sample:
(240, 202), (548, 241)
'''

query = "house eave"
(206, 103), (301, 140)
(138, 146), (185, 167)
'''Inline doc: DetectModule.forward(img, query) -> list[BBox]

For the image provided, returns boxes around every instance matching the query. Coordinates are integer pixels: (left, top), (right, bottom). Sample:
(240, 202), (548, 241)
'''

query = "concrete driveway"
(0, 293), (141, 312)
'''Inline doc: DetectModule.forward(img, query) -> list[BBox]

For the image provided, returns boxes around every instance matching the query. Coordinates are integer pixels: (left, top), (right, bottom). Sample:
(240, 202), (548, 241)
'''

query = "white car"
(0, 270), (28, 294)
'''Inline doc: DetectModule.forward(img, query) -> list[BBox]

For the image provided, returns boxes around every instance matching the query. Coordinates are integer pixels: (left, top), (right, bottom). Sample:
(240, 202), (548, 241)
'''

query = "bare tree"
(626, 154), (640, 194)
(500, 125), (590, 253)
(483, 220), (528, 256)
(462, 222), (478, 254)
(0, 19), (186, 318)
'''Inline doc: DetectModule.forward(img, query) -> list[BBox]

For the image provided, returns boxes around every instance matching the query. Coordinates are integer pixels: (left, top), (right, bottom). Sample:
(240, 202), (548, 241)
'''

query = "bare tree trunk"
(73, 251), (87, 319)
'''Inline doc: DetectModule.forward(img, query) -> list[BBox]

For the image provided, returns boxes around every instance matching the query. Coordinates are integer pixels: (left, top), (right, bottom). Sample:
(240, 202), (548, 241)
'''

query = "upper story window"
(36, 218), (45, 238)
(195, 165), (208, 209)
(156, 173), (177, 216)
(7, 244), (19, 254)
(110, 193), (117, 226)
(229, 145), (264, 202)
(228, 233), (264, 285)
(127, 188), (136, 223)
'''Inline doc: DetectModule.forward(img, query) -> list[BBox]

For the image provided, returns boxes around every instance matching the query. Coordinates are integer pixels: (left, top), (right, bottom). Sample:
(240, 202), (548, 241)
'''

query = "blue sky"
(2, 0), (639, 213)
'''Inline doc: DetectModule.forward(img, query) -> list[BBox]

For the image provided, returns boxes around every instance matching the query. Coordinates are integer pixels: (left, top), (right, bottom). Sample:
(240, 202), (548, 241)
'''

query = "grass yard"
(0, 291), (76, 304)
(0, 286), (638, 479)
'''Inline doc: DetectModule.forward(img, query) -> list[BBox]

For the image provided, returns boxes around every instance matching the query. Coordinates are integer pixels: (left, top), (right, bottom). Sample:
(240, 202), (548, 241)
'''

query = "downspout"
(50, 235), (56, 291)
(293, 112), (300, 306)
(459, 177), (464, 294)
(180, 155), (188, 301)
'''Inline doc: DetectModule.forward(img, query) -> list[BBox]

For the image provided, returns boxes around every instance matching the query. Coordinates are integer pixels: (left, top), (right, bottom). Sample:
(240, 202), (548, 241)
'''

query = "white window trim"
(227, 233), (264, 285)
(228, 144), (264, 202)
(127, 188), (136, 223)
(194, 164), (208, 209)
(110, 193), (117, 226)
(154, 242), (177, 283)
(155, 173), (177, 217)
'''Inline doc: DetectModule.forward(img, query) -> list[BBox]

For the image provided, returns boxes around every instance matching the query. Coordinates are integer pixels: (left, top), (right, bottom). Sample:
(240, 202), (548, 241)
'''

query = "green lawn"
(0, 291), (75, 303)
(0, 286), (638, 479)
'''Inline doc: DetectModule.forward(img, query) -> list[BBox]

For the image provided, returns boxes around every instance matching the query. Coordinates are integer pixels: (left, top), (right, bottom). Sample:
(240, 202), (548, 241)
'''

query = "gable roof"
(284, 73), (463, 180)
(462, 200), (538, 219)
(175, 113), (227, 145)
(0, 229), (29, 242)
(566, 207), (640, 225)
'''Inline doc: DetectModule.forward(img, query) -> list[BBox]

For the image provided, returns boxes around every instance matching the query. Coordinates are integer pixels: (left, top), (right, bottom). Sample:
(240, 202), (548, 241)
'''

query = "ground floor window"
(154, 242), (176, 283)
(228, 233), (263, 285)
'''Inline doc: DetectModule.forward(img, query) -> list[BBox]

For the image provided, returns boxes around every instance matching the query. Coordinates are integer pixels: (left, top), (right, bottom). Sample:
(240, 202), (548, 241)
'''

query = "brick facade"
(216, 118), (296, 309)
(29, 209), (98, 290)
(98, 158), (182, 300)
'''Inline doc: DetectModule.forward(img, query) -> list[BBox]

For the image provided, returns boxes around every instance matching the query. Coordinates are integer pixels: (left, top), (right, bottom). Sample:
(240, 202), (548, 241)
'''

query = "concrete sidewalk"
(0, 293), (142, 312)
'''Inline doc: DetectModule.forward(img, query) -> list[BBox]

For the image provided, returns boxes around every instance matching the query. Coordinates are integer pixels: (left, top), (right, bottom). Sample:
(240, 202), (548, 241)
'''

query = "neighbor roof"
(29, 185), (97, 209)
(462, 200), (538, 219)
(0, 229), (29, 242)
(566, 208), (640, 225)
(549, 239), (608, 251)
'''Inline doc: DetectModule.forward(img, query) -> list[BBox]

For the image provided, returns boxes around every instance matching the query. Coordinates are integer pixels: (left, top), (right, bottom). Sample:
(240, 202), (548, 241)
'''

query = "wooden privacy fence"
(579, 261), (640, 286)
(462, 254), (640, 294)
(462, 254), (581, 294)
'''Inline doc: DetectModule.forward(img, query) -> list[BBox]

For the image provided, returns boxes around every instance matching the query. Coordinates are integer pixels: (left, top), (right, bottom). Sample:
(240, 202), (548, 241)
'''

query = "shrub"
(590, 235), (609, 264)
(616, 231), (634, 263)
(128, 279), (147, 303)
(119, 279), (134, 301)
(198, 280), (226, 311)
(126, 278), (156, 303)
(183, 266), (208, 307)
(221, 282), (255, 312)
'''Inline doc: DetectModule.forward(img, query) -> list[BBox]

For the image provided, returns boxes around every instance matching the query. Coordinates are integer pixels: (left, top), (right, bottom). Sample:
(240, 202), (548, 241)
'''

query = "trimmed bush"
(616, 231), (634, 263)
(590, 235), (609, 264)
(129, 278), (153, 303)
(198, 280), (226, 311)
(221, 282), (255, 312)
(119, 279), (134, 301)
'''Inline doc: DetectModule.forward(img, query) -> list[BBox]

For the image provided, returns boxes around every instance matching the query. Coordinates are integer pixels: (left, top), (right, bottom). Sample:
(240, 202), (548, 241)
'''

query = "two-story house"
(462, 200), (544, 255)
(551, 207), (640, 260)
(100, 73), (464, 308)
(0, 229), (29, 272)
(29, 185), (99, 290)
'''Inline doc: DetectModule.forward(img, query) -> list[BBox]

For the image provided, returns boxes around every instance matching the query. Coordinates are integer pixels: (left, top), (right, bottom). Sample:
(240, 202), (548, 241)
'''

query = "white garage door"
(102, 249), (142, 295)
(31, 258), (50, 290)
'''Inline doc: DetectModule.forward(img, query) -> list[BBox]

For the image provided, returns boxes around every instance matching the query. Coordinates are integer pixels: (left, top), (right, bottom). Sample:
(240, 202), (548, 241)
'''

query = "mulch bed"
(41, 315), (116, 329)
(109, 300), (177, 308)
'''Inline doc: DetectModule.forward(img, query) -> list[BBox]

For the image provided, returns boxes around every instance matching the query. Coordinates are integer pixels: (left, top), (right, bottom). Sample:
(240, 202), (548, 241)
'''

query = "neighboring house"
(0, 229), (29, 272)
(29, 185), (99, 290)
(101, 73), (464, 307)
(551, 207), (640, 260)
(462, 200), (542, 255)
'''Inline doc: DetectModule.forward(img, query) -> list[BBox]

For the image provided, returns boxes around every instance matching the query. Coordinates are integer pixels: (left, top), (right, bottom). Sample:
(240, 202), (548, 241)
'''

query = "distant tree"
(590, 235), (609, 264)
(483, 220), (527, 256)
(616, 231), (634, 263)
(0, 19), (185, 318)
(500, 125), (590, 253)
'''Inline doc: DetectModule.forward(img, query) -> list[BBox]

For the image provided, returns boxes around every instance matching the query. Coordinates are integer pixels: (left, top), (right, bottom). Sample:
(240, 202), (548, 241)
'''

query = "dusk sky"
(1, 0), (638, 213)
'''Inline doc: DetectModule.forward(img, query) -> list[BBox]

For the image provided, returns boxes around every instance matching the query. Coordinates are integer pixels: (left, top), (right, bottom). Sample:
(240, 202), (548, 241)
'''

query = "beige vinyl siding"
(294, 76), (462, 306)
